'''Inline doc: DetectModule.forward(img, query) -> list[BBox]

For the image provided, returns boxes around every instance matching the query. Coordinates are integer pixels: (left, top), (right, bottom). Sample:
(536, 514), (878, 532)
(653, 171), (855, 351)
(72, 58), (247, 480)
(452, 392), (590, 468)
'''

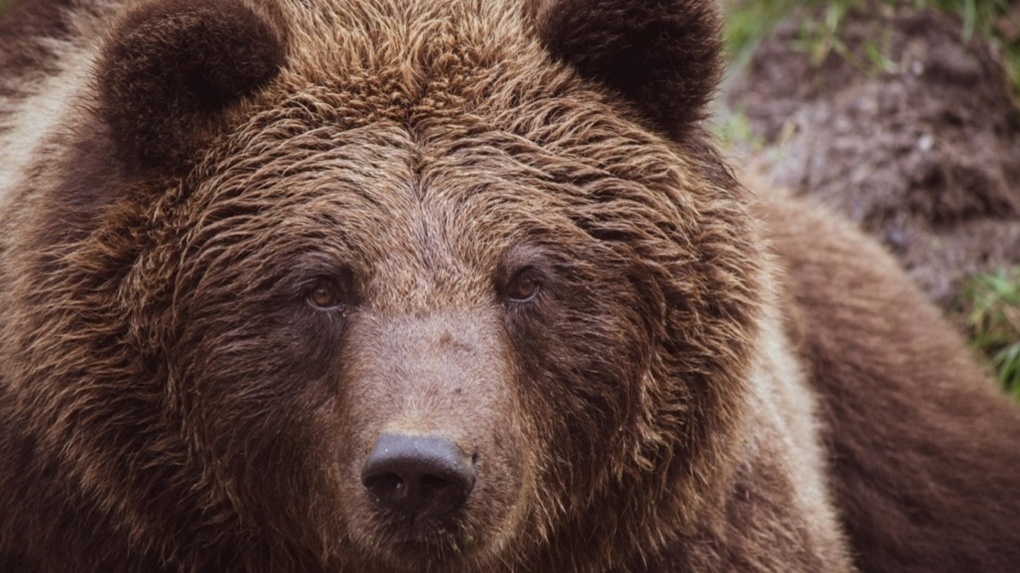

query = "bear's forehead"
(190, 0), (688, 226)
(171, 0), (698, 309)
(189, 119), (593, 294)
(271, 0), (541, 119)
(204, 0), (687, 197)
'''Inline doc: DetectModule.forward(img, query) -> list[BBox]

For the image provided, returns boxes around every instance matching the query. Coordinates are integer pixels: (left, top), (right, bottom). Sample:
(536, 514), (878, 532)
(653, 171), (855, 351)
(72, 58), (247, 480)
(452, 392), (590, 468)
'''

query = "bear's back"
(761, 194), (1020, 572)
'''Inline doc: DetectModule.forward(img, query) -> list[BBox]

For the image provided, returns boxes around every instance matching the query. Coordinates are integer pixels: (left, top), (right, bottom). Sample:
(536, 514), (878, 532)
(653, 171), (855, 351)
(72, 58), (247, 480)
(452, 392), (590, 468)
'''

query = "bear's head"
(14, 0), (765, 570)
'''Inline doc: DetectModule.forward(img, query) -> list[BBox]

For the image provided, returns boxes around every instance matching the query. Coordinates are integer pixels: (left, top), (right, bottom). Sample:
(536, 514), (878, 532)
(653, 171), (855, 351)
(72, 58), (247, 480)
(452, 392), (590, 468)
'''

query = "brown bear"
(0, 0), (1018, 572)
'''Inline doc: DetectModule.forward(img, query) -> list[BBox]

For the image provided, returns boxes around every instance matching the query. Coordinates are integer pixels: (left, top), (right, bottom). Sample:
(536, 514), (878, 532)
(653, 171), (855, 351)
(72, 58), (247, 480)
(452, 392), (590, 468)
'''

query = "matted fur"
(0, 1), (1017, 572)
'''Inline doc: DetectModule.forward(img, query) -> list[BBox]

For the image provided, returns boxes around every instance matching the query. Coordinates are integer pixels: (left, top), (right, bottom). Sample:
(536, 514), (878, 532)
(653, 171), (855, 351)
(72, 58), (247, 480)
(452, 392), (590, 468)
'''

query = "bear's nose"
(361, 432), (475, 518)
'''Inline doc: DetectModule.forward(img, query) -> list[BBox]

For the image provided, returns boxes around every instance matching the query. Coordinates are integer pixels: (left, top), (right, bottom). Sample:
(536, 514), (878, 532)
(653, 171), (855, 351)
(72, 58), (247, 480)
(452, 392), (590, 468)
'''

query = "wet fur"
(0, 1), (1018, 572)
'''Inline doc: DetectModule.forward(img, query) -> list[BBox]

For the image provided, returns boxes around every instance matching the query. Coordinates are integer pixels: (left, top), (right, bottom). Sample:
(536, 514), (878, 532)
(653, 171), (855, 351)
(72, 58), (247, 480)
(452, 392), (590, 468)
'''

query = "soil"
(723, 3), (1020, 308)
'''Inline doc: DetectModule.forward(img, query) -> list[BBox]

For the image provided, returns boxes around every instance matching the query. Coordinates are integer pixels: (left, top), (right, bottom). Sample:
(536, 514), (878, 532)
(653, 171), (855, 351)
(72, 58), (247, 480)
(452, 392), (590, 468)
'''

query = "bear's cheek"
(166, 303), (352, 523)
(330, 311), (537, 561)
(506, 279), (654, 475)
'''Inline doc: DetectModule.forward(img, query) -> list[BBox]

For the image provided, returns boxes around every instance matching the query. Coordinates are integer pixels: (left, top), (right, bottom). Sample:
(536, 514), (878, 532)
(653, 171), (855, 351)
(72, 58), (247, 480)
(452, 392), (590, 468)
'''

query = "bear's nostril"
(419, 474), (451, 494)
(361, 433), (475, 518)
(364, 472), (406, 503)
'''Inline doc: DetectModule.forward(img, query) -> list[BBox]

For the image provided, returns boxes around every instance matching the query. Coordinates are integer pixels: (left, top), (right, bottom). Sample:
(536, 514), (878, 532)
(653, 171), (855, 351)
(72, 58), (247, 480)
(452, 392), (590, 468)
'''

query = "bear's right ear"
(535, 0), (723, 137)
(96, 0), (285, 170)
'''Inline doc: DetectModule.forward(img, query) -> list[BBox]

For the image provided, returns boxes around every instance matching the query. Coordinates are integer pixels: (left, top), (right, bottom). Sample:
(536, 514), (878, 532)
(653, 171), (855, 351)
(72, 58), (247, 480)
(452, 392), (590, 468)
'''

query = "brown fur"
(0, 0), (75, 91)
(537, 0), (723, 138)
(760, 194), (1020, 572)
(0, 1), (1017, 572)
(98, 0), (287, 168)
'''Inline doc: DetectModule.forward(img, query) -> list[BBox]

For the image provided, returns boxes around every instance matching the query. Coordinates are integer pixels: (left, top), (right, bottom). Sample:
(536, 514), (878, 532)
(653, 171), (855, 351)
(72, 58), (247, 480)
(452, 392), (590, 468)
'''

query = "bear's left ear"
(96, 0), (286, 170)
(536, 0), (723, 137)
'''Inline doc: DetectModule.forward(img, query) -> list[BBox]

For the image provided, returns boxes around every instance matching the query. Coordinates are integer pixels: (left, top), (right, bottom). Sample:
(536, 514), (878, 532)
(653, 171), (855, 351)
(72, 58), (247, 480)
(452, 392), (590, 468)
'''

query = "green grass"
(723, 0), (808, 68)
(962, 269), (1020, 399)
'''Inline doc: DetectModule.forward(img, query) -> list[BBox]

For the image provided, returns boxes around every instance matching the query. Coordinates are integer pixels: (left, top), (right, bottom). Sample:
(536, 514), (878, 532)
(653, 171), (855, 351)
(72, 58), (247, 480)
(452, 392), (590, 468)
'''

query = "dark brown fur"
(0, 0), (75, 91)
(537, 0), (723, 138)
(0, 1), (1018, 572)
(762, 197), (1020, 572)
(98, 0), (286, 168)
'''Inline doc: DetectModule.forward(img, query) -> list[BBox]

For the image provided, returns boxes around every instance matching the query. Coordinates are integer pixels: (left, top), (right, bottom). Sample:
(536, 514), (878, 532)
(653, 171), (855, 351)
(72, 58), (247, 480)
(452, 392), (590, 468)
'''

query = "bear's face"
(17, 0), (762, 570)
(155, 97), (720, 570)
(166, 122), (594, 555)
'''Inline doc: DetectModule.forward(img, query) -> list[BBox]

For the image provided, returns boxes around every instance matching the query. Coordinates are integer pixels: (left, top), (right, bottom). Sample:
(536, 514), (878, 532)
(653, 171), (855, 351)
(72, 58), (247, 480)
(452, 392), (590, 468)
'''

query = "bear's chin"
(376, 535), (476, 569)
(360, 530), (504, 573)
(347, 499), (523, 572)
(371, 514), (471, 549)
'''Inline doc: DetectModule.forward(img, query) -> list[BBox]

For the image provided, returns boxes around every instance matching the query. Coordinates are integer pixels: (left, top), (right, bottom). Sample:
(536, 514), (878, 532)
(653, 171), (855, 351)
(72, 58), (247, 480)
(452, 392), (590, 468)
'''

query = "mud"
(723, 3), (1020, 307)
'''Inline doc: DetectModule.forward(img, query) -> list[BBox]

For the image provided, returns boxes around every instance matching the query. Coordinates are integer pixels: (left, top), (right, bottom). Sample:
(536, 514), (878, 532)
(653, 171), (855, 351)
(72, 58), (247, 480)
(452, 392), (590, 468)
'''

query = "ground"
(722, 2), (1020, 309)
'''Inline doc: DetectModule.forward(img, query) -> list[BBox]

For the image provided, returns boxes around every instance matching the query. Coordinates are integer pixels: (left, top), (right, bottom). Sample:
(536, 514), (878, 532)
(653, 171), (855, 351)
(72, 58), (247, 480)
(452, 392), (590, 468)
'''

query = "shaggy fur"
(0, 0), (75, 85)
(98, 0), (286, 167)
(537, 0), (723, 137)
(762, 194), (1020, 572)
(0, 0), (1017, 572)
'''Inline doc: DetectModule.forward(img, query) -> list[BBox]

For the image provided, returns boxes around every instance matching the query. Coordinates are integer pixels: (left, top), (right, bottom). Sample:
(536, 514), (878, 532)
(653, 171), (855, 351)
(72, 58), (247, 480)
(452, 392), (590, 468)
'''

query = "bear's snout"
(340, 311), (530, 559)
(361, 432), (476, 518)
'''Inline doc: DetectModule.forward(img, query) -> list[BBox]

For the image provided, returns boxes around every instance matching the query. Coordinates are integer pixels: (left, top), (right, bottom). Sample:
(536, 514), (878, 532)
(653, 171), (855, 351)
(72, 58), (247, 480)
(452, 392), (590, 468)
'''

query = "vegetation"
(722, 1), (1020, 395)
(723, 0), (1020, 96)
(962, 269), (1020, 398)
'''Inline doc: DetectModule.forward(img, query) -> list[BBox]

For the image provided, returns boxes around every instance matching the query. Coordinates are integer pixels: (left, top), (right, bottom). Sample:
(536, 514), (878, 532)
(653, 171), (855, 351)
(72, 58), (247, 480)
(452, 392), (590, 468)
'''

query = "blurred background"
(1, 0), (1018, 395)
(718, 0), (1020, 398)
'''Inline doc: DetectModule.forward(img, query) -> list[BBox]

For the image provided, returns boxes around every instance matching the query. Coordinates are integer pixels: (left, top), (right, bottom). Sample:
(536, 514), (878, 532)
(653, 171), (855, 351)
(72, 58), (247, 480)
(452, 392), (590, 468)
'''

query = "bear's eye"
(305, 277), (343, 311)
(506, 269), (542, 303)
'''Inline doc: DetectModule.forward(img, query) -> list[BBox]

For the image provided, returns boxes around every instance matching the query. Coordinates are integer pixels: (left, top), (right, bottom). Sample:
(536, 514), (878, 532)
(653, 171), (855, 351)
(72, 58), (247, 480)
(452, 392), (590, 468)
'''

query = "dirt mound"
(724, 4), (1020, 307)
